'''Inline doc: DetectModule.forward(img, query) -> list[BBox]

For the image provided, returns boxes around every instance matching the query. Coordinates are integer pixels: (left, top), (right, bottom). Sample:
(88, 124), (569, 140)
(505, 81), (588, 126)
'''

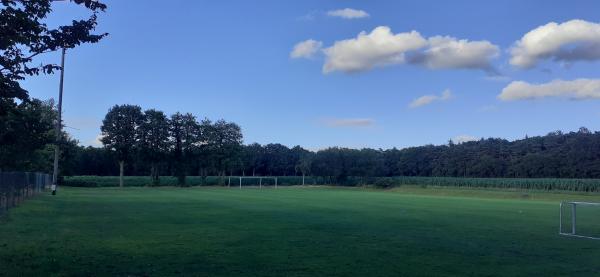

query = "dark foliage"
(1, 0), (107, 104)
(65, 126), (600, 183)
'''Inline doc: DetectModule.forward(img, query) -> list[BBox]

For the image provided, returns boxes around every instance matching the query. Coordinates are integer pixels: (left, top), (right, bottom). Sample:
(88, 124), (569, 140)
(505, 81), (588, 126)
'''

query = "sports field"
(1, 186), (600, 276)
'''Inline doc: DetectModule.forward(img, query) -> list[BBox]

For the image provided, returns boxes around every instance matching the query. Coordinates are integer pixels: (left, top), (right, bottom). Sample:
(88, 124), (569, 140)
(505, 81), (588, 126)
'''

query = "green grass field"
(1, 186), (600, 276)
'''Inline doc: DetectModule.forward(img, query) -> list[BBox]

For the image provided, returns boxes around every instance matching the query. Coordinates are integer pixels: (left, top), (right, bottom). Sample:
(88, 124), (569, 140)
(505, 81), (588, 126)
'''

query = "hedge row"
(63, 175), (600, 192)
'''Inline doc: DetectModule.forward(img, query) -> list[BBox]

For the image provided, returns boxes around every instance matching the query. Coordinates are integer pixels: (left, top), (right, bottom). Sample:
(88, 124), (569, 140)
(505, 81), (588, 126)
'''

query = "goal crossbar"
(227, 176), (278, 189)
(559, 201), (600, 240)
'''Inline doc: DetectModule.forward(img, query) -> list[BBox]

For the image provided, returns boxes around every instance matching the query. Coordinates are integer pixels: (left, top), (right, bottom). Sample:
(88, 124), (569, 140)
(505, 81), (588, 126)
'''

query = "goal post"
(559, 201), (600, 240)
(228, 176), (278, 189)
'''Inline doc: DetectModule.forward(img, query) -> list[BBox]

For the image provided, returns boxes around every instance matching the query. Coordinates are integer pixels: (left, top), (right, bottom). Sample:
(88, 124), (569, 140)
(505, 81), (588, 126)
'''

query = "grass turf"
(1, 186), (600, 276)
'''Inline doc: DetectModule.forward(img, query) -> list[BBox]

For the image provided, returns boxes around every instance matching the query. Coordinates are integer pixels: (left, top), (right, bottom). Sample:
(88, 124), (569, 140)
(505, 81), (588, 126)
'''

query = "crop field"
(1, 186), (600, 276)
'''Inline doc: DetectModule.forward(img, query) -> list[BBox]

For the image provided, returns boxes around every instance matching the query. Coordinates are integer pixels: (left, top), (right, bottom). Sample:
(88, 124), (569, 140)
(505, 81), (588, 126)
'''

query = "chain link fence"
(0, 172), (50, 214)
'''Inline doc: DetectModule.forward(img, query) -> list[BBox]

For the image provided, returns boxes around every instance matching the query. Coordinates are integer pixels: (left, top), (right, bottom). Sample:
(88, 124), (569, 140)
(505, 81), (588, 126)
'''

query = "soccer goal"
(227, 176), (278, 189)
(559, 201), (600, 240)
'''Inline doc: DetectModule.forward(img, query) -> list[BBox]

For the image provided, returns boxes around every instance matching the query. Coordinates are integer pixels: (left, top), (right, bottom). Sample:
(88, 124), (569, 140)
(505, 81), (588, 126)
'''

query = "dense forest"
(67, 126), (600, 180)
(62, 123), (600, 182)
(4, 100), (600, 185)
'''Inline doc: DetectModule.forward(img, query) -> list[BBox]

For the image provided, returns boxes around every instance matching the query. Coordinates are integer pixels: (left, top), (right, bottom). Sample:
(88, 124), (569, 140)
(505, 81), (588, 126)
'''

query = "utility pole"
(52, 48), (66, 195)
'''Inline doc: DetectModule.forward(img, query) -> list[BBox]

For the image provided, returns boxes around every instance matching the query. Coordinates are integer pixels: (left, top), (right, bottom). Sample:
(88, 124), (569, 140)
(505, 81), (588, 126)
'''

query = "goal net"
(559, 201), (600, 240)
(227, 176), (278, 189)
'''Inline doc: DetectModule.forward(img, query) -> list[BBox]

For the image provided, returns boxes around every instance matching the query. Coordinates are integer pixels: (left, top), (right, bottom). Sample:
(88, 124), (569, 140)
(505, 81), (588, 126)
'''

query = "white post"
(239, 177), (242, 189)
(275, 177), (278, 189)
(302, 174), (305, 186)
(559, 202), (563, 234)
(259, 177), (262, 189)
(228, 176), (231, 187)
(572, 203), (577, 235)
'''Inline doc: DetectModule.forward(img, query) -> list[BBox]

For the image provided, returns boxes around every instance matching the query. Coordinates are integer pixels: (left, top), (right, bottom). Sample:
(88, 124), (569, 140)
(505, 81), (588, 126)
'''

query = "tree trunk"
(150, 163), (159, 186)
(150, 164), (154, 186)
(119, 160), (124, 187)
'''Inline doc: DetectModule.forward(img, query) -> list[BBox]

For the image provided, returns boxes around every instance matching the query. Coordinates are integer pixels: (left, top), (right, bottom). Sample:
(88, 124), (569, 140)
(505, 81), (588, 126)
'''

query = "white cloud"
(322, 26), (427, 73)
(409, 36), (499, 73)
(498, 79), (600, 101)
(91, 134), (104, 147)
(319, 26), (499, 74)
(327, 8), (369, 19)
(510, 19), (600, 68)
(409, 89), (452, 108)
(322, 118), (375, 127)
(290, 39), (323, 59)
(453, 135), (478, 144)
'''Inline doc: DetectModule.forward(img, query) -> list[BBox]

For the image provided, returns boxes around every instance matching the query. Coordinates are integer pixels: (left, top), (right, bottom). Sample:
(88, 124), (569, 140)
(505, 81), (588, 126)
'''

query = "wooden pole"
(51, 48), (66, 195)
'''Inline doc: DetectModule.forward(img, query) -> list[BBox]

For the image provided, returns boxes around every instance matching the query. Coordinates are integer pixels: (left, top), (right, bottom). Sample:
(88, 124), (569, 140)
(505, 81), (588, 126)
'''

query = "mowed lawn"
(1, 187), (600, 276)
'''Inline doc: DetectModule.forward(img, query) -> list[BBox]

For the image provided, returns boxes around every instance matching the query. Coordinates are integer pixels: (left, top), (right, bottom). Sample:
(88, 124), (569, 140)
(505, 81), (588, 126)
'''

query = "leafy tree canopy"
(1, 0), (107, 102)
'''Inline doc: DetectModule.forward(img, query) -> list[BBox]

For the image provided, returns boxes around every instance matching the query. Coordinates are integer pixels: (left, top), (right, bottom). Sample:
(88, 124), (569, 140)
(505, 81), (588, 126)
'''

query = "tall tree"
(0, 99), (55, 170)
(181, 113), (200, 178)
(243, 143), (264, 176)
(169, 113), (185, 186)
(0, 0), (107, 178)
(208, 120), (243, 183)
(168, 113), (200, 186)
(196, 118), (215, 184)
(100, 104), (143, 187)
(293, 147), (313, 185)
(138, 109), (170, 185)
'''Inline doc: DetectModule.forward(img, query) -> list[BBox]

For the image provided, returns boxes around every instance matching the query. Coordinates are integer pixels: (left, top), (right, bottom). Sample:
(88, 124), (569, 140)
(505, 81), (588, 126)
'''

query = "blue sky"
(22, 0), (600, 150)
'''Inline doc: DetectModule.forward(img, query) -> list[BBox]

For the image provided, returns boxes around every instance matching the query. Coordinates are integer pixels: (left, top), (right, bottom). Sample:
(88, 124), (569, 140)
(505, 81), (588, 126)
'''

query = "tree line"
(5, 100), (600, 185)
(98, 104), (243, 186)
(57, 119), (600, 185)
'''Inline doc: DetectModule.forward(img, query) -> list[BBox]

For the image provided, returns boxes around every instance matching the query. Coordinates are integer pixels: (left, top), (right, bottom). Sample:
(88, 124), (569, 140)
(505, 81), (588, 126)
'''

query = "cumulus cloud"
(409, 89), (453, 108)
(408, 36), (499, 73)
(510, 19), (600, 68)
(319, 26), (499, 74)
(498, 78), (600, 101)
(327, 8), (369, 19)
(322, 118), (375, 127)
(290, 39), (323, 59)
(323, 26), (427, 73)
(453, 135), (478, 144)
